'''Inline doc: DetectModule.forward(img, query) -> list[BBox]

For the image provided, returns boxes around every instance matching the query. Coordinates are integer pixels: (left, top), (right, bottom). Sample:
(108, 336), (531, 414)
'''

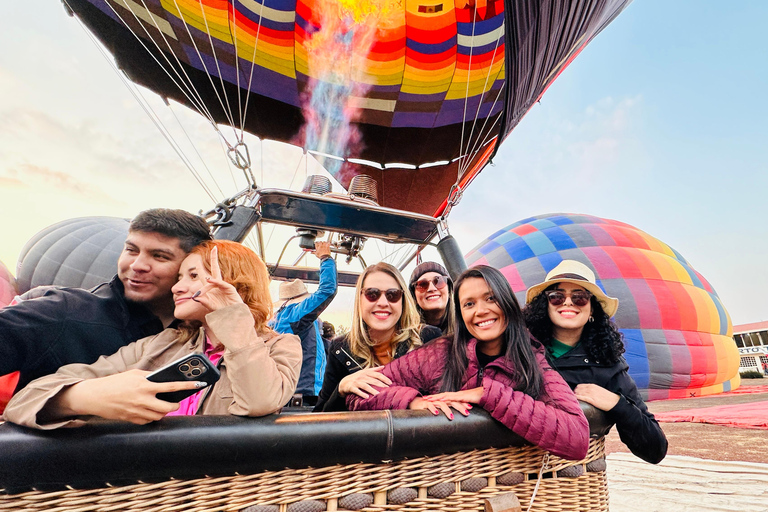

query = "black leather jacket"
(0, 276), (164, 391)
(313, 326), (441, 412)
(548, 343), (668, 464)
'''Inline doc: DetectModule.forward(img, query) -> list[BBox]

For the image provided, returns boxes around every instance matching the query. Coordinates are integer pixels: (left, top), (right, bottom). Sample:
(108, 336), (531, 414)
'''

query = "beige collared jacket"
(3, 304), (302, 429)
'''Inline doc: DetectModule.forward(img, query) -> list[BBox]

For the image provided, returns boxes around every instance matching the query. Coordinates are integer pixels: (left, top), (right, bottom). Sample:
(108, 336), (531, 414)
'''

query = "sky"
(1, 1), (767, 327)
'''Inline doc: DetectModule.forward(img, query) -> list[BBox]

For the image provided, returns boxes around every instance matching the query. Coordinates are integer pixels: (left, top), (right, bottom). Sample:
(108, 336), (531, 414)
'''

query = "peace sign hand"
(191, 246), (243, 312)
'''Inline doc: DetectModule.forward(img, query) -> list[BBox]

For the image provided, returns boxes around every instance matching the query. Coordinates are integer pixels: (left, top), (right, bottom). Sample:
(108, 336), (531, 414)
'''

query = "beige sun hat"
(525, 260), (619, 317)
(274, 279), (310, 308)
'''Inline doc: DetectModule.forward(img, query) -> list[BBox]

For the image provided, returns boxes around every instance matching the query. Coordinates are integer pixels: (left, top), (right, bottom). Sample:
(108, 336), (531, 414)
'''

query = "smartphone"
(146, 353), (221, 402)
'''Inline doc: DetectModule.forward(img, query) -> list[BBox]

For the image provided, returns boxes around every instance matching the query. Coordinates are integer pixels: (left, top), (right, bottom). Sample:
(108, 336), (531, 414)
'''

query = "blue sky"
(1, 1), (766, 325)
(452, 0), (768, 325)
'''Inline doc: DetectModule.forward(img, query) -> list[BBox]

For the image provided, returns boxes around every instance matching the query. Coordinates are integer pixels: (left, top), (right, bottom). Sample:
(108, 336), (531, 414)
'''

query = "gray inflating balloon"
(16, 217), (129, 294)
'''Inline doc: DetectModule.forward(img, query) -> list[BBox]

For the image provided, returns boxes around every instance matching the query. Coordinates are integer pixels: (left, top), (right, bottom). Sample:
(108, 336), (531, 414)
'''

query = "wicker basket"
(0, 437), (607, 512)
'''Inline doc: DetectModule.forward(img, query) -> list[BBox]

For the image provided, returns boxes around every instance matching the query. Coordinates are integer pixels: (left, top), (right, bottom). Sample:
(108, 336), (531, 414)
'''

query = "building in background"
(733, 321), (768, 374)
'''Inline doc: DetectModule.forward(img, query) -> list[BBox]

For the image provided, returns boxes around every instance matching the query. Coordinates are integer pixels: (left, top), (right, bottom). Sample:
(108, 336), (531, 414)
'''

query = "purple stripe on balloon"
(371, 84), (407, 94)
(390, 111), (438, 128)
(456, 14), (504, 36)
(434, 103), (502, 126)
(625, 278), (664, 330)
(660, 329), (693, 389)
(91, 0), (122, 23)
(582, 224), (617, 247)
(581, 246), (622, 279)
(295, 12), (315, 33)
(499, 264), (527, 293)
(406, 37), (457, 55)
(398, 92), (449, 102)
(237, 0), (297, 12)
(181, 44), (300, 105)
(457, 41), (504, 56)
(237, 10), (295, 31)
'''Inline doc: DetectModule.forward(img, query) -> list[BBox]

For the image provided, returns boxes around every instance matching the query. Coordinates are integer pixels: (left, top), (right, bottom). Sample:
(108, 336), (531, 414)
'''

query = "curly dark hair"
(523, 285), (625, 365)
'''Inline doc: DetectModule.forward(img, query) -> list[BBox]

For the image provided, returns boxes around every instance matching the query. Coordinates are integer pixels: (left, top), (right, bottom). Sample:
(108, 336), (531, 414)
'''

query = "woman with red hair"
(4, 241), (302, 428)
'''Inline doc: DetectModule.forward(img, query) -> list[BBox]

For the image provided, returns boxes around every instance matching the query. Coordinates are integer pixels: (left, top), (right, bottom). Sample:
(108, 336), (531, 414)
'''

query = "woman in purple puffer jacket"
(347, 266), (590, 461)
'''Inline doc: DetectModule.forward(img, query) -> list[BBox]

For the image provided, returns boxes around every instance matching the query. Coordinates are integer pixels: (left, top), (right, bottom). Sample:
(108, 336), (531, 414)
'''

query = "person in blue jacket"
(271, 241), (338, 405)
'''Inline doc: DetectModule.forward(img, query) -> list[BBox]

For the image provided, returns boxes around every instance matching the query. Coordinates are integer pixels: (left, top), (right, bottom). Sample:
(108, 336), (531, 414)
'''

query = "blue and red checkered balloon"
(465, 213), (740, 399)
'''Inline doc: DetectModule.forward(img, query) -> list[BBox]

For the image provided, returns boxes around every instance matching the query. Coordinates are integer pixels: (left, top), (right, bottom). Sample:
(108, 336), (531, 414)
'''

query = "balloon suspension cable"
(395, 243), (432, 274)
(225, 140), (257, 188)
(199, 186), (258, 223)
(454, 12), (506, 182)
(441, 183), (464, 222)
(70, 0), (259, 202)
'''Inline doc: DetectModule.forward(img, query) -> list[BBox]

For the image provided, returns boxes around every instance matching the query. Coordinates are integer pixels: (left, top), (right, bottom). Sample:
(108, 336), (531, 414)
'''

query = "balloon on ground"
(465, 213), (740, 400)
(16, 217), (129, 295)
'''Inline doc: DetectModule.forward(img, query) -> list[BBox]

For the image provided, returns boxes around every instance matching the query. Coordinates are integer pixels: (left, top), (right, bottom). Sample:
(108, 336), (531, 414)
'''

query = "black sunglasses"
(545, 290), (592, 307)
(361, 287), (404, 303)
(414, 275), (448, 292)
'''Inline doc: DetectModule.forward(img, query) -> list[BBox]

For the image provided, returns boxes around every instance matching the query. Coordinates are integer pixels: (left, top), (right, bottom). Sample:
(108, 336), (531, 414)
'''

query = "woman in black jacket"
(313, 263), (440, 412)
(523, 260), (667, 464)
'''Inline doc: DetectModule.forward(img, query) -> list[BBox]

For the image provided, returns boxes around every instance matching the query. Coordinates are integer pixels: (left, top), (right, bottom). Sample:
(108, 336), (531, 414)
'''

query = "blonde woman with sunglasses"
(523, 260), (667, 464)
(313, 263), (440, 412)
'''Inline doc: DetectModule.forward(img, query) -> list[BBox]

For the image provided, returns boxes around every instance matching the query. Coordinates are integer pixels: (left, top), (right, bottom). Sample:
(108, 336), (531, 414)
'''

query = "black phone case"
(146, 352), (221, 402)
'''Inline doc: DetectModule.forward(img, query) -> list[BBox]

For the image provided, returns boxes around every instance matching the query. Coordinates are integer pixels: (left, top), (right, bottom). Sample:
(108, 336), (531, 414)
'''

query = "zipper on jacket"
(476, 365), (485, 387)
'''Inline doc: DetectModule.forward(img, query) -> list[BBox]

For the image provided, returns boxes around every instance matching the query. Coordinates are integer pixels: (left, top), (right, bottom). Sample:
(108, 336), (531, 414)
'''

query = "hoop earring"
(588, 316), (595, 323)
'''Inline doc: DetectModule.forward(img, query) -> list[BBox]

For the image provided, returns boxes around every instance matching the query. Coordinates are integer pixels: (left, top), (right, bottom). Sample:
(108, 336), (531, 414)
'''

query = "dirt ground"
(604, 378), (768, 463)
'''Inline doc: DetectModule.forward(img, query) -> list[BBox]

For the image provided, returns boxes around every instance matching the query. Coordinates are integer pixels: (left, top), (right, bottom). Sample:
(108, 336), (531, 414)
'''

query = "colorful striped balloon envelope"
(62, 0), (631, 216)
(465, 213), (740, 400)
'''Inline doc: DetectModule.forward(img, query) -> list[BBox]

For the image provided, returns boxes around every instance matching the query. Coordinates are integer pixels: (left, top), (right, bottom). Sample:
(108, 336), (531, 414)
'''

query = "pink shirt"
(166, 336), (223, 417)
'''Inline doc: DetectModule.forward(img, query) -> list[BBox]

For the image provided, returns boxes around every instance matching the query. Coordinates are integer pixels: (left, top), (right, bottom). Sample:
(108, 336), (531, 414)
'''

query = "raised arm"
(479, 351), (590, 461)
(275, 246), (338, 334)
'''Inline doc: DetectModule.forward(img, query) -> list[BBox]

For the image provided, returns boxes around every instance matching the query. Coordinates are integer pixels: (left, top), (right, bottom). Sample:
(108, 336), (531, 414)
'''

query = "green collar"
(548, 338), (578, 359)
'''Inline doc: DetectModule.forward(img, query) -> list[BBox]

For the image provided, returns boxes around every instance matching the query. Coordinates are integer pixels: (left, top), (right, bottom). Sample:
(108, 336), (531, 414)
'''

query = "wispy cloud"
(1, 162), (112, 202)
(0, 176), (24, 188)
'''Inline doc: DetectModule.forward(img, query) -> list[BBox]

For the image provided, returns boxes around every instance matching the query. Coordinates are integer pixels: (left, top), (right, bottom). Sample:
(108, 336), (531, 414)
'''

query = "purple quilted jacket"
(347, 337), (589, 460)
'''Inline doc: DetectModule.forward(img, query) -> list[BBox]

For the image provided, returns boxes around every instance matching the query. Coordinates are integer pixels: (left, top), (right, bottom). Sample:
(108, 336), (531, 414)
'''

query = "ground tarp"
(654, 400), (768, 429)
(726, 384), (768, 395)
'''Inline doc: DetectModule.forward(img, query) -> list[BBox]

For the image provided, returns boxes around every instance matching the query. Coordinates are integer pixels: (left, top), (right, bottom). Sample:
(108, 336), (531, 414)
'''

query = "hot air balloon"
(16, 217), (129, 295)
(58, 0), (632, 281)
(465, 213), (740, 400)
(3, 218), (127, 412)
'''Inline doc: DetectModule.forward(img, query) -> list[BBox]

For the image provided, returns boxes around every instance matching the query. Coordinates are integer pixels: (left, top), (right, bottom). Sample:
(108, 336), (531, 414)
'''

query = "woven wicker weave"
(0, 438), (607, 512)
